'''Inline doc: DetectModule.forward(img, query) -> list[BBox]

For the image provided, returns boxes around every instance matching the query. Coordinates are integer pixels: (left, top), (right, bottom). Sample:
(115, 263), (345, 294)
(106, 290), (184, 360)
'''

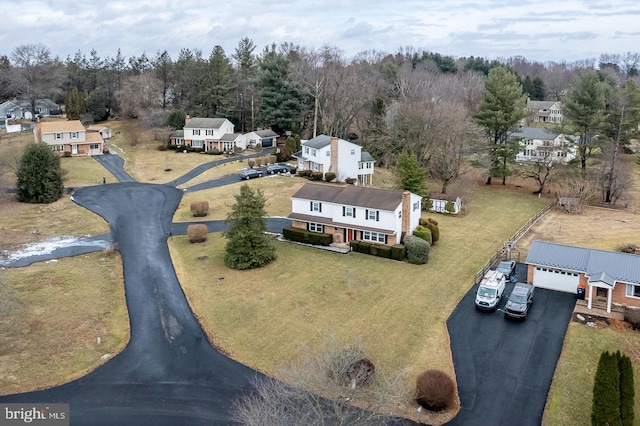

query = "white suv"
(475, 270), (506, 311)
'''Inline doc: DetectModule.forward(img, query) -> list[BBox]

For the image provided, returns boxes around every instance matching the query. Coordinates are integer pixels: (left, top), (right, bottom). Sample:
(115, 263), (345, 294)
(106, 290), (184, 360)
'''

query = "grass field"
(170, 180), (550, 424)
(0, 251), (129, 395)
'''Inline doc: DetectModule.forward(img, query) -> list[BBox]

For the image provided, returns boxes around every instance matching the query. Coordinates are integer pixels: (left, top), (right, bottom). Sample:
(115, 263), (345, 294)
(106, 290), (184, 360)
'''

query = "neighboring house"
(426, 192), (462, 214)
(0, 99), (60, 120)
(288, 183), (422, 246)
(525, 240), (640, 313)
(34, 120), (104, 156)
(220, 133), (247, 151)
(511, 127), (576, 164)
(525, 99), (563, 124)
(170, 116), (243, 153)
(293, 135), (375, 185)
(244, 129), (279, 149)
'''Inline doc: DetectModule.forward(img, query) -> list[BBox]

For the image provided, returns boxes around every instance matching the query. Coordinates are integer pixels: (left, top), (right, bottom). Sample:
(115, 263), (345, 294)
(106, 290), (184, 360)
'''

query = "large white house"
(288, 183), (422, 246)
(511, 127), (576, 164)
(525, 99), (563, 124)
(294, 135), (375, 185)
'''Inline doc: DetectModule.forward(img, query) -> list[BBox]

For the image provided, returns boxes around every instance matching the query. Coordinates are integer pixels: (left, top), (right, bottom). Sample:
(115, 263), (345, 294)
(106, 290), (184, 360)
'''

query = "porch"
(575, 298), (625, 320)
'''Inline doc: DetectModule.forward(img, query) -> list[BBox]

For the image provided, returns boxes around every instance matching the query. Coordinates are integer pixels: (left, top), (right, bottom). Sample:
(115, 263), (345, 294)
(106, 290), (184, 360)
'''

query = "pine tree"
(618, 352), (635, 426)
(592, 351), (622, 426)
(65, 87), (87, 120)
(224, 184), (276, 270)
(394, 151), (427, 196)
(16, 143), (64, 204)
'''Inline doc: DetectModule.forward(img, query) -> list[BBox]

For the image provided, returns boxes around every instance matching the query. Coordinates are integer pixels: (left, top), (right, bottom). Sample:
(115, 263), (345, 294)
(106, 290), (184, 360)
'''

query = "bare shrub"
(103, 243), (119, 257)
(624, 307), (640, 330)
(187, 224), (208, 243)
(415, 369), (456, 412)
(247, 160), (255, 168)
(190, 201), (209, 217)
(255, 158), (262, 167)
(555, 170), (598, 213)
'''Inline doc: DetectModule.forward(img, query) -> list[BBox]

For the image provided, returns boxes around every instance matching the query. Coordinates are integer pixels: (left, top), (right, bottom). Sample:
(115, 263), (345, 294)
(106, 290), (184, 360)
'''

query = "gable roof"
(360, 151), (375, 162)
(184, 117), (227, 129)
(254, 129), (278, 138)
(291, 183), (407, 211)
(40, 120), (85, 133)
(525, 241), (640, 285)
(527, 100), (557, 110)
(220, 133), (241, 141)
(511, 127), (559, 140)
(302, 134), (333, 149)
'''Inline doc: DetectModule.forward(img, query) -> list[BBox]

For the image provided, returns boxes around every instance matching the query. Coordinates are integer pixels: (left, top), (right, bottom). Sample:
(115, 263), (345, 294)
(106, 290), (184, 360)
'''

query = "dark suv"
(504, 283), (535, 320)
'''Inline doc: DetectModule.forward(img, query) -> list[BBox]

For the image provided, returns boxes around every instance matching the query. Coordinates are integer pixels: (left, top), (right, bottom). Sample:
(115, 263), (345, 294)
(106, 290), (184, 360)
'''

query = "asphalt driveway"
(446, 264), (576, 425)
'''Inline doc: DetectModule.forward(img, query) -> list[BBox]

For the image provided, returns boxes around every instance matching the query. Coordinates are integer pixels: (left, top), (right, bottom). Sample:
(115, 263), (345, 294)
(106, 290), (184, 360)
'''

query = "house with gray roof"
(511, 127), (576, 164)
(525, 99), (563, 124)
(173, 115), (236, 153)
(244, 129), (279, 149)
(293, 135), (375, 185)
(289, 183), (421, 246)
(525, 240), (640, 313)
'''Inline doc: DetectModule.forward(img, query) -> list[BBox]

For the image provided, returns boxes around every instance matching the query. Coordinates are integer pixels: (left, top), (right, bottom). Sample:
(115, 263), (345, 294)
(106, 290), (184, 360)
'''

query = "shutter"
(376, 211), (379, 221)
(353, 208), (356, 218)
(319, 203), (322, 213)
(366, 209), (369, 220)
(343, 206), (345, 216)
(310, 201), (313, 211)
(384, 235), (388, 244)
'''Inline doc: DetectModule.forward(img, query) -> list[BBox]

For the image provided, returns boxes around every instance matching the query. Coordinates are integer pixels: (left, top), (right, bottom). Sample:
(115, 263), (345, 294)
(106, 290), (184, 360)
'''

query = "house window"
(308, 222), (324, 233)
(362, 230), (386, 243)
(192, 140), (203, 148)
(312, 163), (321, 171)
(55, 133), (62, 140)
(206, 129), (214, 136)
(304, 147), (309, 154)
(350, 149), (355, 155)
(175, 138), (184, 146)
(70, 132), (78, 139)
(626, 284), (640, 298)
(398, 211), (402, 218)
(366, 162), (372, 169)
(359, 163), (363, 169)
(413, 202), (419, 212)
(343, 206), (355, 217)
(310, 201), (322, 212)
(90, 144), (99, 150)
(52, 145), (65, 152)
(366, 209), (379, 221)
(193, 129), (201, 136)
(326, 151), (330, 157)
(311, 148), (317, 156)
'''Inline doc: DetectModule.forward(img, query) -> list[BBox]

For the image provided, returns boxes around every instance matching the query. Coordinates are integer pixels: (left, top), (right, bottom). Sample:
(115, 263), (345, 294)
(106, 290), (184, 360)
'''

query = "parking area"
(446, 263), (576, 426)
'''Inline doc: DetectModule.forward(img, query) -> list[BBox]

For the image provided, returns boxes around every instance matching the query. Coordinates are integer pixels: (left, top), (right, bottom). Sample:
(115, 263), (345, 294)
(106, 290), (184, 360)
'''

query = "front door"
(71, 144), (78, 155)
(346, 229), (354, 242)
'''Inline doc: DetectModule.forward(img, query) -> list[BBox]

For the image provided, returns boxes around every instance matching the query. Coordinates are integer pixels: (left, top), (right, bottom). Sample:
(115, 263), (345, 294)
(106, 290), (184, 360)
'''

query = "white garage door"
(533, 267), (580, 293)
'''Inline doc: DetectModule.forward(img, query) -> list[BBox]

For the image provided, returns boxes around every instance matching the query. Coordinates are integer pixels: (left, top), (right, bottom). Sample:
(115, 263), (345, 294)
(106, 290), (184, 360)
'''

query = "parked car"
(266, 164), (291, 174)
(504, 283), (535, 320)
(496, 260), (517, 281)
(239, 169), (262, 180)
(475, 270), (506, 311)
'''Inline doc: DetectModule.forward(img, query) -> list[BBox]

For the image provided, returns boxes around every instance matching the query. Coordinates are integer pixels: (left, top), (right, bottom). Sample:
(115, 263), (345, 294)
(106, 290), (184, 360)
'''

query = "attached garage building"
(525, 240), (640, 313)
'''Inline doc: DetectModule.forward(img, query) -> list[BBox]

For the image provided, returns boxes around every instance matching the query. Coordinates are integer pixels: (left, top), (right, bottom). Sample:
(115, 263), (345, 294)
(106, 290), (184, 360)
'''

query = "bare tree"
(555, 169), (599, 213)
(10, 44), (66, 117)
(518, 151), (556, 194)
(232, 337), (407, 426)
(115, 74), (163, 118)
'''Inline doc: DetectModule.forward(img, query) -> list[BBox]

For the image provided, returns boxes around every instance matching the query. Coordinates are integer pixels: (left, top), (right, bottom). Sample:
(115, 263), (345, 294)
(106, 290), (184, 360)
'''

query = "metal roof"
(360, 151), (375, 162)
(525, 240), (640, 285)
(291, 183), (408, 211)
(302, 134), (333, 149)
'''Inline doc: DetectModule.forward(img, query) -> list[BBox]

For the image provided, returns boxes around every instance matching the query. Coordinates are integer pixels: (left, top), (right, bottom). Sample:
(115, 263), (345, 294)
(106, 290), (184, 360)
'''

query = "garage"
(533, 266), (579, 293)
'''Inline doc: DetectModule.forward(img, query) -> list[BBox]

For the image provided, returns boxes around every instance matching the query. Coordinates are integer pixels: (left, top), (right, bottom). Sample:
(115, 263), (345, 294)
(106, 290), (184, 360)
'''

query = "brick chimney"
(401, 190), (411, 237)
(185, 115), (191, 126)
(330, 137), (339, 173)
(35, 118), (42, 144)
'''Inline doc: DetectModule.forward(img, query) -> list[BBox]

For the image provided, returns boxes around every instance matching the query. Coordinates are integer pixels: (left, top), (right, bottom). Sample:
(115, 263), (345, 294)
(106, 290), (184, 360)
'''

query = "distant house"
(0, 99), (60, 120)
(525, 99), (563, 124)
(426, 192), (462, 214)
(293, 135), (375, 185)
(169, 116), (245, 152)
(511, 127), (576, 164)
(87, 125), (112, 140)
(525, 240), (640, 313)
(288, 183), (421, 245)
(244, 129), (279, 149)
(34, 120), (104, 156)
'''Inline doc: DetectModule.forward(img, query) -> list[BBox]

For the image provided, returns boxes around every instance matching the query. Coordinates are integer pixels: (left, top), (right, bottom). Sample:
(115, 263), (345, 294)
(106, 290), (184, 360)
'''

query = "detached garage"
(525, 240), (640, 313)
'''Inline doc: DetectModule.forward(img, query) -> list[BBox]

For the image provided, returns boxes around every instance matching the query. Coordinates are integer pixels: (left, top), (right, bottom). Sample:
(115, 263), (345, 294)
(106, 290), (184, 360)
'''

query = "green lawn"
(170, 182), (549, 422)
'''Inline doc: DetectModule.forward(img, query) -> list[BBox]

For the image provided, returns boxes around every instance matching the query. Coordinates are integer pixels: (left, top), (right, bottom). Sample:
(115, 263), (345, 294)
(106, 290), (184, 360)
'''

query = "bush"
(624, 308), (640, 330)
(310, 171), (323, 181)
(346, 358), (376, 385)
(63, 151), (72, 157)
(255, 158), (263, 167)
(248, 160), (256, 168)
(267, 155), (277, 164)
(276, 147), (292, 162)
(619, 352), (635, 426)
(413, 225), (432, 245)
(425, 218), (440, 243)
(190, 201), (210, 217)
(254, 142), (262, 152)
(390, 244), (407, 261)
(289, 166), (297, 174)
(208, 147), (221, 155)
(167, 144), (178, 150)
(415, 370), (456, 412)
(423, 198), (433, 210)
(404, 234), (430, 264)
(324, 172), (336, 182)
(192, 147), (203, 153)
(157, 144), (167, 151)
(282, 226), (333, 246)
(445, 200), (456, 214)
(357, 241), (372, 254)
(345, 177), (357, 185)
(187, 224), (208, 243)
(375, 245), (392, 259)
(298, 169), (312, 178)
(592, 351), (621, 426)
(349, 240), (360, 251)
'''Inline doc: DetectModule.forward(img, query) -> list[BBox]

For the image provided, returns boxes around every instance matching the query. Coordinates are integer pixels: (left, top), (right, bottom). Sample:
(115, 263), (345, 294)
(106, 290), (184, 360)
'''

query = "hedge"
(325, 172), (336, 182)
(282, 226), (333, 246)
(404, 234), (430, 264)
(298, 169), (312, 177)
(390, 244), (407, 261)
(349, 240), (399, 260)
(310, 171), (323, 181)
(413, 225), (432, 245)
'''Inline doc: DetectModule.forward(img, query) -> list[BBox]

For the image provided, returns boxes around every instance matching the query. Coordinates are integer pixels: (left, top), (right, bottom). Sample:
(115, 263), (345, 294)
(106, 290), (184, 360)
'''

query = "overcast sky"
(2, 0), (639, 64)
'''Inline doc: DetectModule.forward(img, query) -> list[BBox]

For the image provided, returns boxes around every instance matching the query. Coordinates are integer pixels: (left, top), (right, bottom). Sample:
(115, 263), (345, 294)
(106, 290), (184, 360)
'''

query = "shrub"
(192, 147), (203, 153)
(248, 160), (255, 168)
(167, 144), (178, 150)
(425, 218), (440, 243)
(190, 201), (210, 217)
(157, 144), (167, 151)
(187, 224), (208, 243)
(624, 308), (640, 330)
(289, 166), (297, 174)
(345, 177), (357, 185)
(267, 155), (277, 164)
(276, 147), (292, 162)
(390, 244), (407, 261)
(375, 245), (392, 259)
(404, 234), (430, 264)
(17, 143), (64, 203)
(254, 142), (262, 152)
(423, 197), (433, 210)
(298, 169), (312, 178)
(282, 227), (333, 246)
(445, 200), (456, 214)
(413, 225), (432, 245)
(415, 370), (456, 412)
(63, 151), (72, 157)
(349, 240), (360, 251)
(208, 147), (221, 155)
(592, 351), (621, 426)
(255, 158), (263, 167)
(346, 358), (376, 386)
(310, 171), (323, 181)
(324, 172), (336, 182)
(357, 241), (372, 254)
(619, 352), (635, 426)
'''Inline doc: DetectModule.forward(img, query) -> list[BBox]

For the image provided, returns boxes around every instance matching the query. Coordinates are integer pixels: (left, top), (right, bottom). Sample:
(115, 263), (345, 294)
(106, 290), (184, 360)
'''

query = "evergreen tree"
(16, 143), (64, 204)
(65, 87), (87, 120)
(474, 66), (527, 185)
(592, 351), (622, 426)
(618, 352), (635, 426)
(87, 87), (109, 122)
(394, 151), (427, 196)
(167, 110), (187, 130)
(233, 37), (258, 132)
(205, 45), (234, 118)
(531, 77), (546, 100)
(224, 184), (276, 270)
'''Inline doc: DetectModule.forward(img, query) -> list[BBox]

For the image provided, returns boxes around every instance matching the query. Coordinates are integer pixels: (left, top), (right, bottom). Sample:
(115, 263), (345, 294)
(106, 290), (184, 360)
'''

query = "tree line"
(3, 41), (640, 201)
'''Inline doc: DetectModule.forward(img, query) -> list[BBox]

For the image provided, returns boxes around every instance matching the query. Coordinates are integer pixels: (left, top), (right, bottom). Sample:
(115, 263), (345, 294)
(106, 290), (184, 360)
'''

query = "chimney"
(635, 247), (640, 255)
(330, 136), (339, 173)
(401, 190), (411, 237)
(185, 115), (191, 126)
(35, 118), (42, 144)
